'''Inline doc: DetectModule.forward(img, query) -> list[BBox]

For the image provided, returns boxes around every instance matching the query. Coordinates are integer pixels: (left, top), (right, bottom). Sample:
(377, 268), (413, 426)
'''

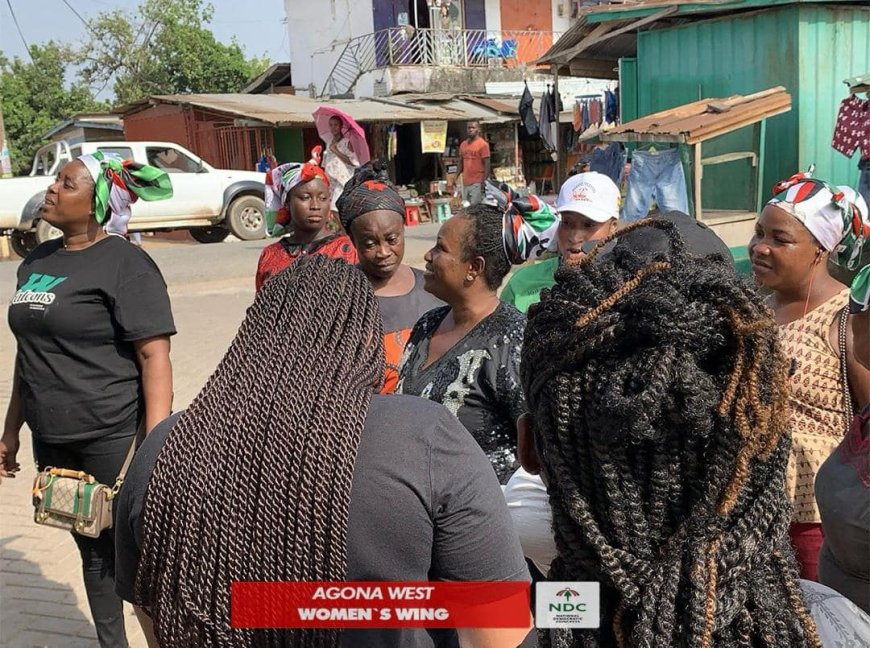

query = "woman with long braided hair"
(518, 218), (823, 647)
(113, 255), (531, 648)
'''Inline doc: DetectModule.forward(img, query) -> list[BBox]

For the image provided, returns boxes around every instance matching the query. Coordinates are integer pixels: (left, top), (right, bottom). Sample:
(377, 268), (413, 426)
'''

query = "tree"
(76, 0), (270, 106)
(0, 43), (106, 176)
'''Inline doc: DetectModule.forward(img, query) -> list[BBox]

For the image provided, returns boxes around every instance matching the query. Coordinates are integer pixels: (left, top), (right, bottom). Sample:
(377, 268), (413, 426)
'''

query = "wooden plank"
(706, 86), (786, 112)
(600, 131), (685, 143)
(567, 59), (620, 79)
(701, 151), (757, 166)
(551, 7), (679, 64)
(685, 98), (791, 143)
(694, 143), (703, 220)
(755, 119), (767, 212)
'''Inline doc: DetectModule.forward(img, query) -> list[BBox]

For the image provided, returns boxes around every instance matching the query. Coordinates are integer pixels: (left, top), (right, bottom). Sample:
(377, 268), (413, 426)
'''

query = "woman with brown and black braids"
(397, 196), (557, 484)
(337, 162), (443, 393)
(518, 218), (824, 647)
(113, 256), (531, 648)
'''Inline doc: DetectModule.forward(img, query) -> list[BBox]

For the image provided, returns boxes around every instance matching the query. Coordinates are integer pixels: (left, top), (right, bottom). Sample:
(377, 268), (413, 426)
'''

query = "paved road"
(0, 224), (441, 647)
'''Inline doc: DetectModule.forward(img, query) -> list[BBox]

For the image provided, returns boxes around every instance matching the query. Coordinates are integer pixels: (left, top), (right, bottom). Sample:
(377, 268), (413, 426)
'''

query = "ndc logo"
(535, 582), (600, 629)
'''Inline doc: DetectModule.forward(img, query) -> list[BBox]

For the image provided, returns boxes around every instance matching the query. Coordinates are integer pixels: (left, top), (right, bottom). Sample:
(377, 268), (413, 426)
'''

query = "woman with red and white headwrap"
(749, 169), (870, 581)
(255, 146), (358, 291)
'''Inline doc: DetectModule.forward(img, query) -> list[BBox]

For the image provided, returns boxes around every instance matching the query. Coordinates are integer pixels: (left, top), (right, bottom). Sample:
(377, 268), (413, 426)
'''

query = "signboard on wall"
(420, 120), (448, 153)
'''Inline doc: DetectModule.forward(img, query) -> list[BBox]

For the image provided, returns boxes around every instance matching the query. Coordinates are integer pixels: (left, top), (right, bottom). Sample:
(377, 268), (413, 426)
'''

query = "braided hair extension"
(460, 203), (513, 290)
(133, 255), (385, 647)
(522, 220), (821, 647)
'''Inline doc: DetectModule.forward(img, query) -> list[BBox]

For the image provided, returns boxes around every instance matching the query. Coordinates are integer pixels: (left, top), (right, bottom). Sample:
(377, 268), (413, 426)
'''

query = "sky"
(1, 0), (289, 94)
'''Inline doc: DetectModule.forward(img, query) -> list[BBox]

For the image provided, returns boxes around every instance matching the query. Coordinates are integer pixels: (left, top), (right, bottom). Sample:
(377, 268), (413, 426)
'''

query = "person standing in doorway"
(458, 121), (490, 206)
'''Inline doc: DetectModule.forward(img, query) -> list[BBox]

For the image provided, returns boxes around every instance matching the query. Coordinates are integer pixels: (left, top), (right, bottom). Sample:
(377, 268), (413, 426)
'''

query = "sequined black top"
(396, 302), (527, 483)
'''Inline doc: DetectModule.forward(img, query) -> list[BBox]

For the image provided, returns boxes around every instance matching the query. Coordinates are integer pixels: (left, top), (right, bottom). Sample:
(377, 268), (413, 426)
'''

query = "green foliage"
(76, 0), (270, 105)
(0, 43), (106, 176)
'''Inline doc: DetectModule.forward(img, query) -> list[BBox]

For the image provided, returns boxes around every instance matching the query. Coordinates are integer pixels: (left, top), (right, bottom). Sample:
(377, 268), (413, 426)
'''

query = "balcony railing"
(321, 28), (560, 98)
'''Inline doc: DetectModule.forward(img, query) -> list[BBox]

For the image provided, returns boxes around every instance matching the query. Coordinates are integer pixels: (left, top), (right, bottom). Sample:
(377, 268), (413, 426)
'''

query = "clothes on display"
(621, 147), (689, 222)
(590, 142), (626, 185)
(519, 82), (539, 138)
(859, 157), (870, 207)
(605, 88), (619, 124)
(539, 88), (555, 152)
(832, 94), (870, 160)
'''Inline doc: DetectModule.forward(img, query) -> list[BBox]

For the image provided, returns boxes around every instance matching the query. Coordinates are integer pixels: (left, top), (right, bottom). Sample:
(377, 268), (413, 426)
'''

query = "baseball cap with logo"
(555, 172), (621, 223)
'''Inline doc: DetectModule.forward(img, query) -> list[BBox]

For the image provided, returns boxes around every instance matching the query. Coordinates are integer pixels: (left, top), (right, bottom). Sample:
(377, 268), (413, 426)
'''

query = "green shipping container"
(624, 3), (870, 208)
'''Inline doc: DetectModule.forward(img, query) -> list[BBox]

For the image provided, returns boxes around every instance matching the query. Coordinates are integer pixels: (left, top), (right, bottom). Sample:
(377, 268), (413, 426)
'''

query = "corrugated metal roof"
(122, 94), (467, 126)
(600, 87), (792, 144)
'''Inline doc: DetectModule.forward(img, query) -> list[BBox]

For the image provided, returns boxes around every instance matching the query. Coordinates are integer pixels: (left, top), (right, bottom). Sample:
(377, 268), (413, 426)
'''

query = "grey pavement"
(0, 223), (441, 647)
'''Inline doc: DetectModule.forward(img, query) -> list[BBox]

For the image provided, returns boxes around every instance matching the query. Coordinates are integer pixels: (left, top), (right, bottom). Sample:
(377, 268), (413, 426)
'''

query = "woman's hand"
(0, 433), (21, 481)
(2, 370), (24, 481)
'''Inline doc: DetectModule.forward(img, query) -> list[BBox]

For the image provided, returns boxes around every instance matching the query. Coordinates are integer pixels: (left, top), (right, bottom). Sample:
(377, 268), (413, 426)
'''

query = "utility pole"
(0, 104), (12, 178)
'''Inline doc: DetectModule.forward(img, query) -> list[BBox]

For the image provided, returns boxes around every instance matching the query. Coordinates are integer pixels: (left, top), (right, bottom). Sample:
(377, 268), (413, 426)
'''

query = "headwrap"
(264, 146), (330, 236)
(78, 151), (172, 236)
(336, 161), (405, 232)
(767, 170), (869, 270)
(850, 264), (870, 314)
(485, 180), (559, 264)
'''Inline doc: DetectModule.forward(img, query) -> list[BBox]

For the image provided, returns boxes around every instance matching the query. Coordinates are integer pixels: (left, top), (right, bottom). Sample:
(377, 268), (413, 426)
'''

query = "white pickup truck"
(0, 140), (266, 257)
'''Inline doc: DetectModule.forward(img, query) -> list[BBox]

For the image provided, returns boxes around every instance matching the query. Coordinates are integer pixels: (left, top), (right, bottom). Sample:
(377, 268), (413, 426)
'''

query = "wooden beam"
(567, 59), (619, 79)
(553, 7), (679, 64)
(694, 142), (703, 221)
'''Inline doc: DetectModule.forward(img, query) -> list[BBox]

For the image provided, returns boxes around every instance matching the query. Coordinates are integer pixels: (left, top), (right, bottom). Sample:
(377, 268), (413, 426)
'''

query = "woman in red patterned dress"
(255, 147), (357, 291)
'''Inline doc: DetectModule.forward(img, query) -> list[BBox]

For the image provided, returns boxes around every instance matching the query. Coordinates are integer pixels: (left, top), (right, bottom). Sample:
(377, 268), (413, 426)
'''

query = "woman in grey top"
(816, 264), (870, 613)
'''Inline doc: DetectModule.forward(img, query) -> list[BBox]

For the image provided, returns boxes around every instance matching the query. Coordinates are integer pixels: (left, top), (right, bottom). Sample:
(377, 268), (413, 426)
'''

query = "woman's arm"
(1, 367), (24, 480)
(133, 606), (160, 648)
(845, 316), (870, 410)
(134, 336), (173, 434)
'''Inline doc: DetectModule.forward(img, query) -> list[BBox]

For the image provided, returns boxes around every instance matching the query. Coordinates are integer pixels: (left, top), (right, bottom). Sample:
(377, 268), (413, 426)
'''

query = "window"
(96, 146), (134, 160)
(145, 146), (202, 173)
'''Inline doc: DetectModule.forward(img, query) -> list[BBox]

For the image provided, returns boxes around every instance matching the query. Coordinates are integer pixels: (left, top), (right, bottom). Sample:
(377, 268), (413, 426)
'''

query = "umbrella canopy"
(313, 106), (371, 166)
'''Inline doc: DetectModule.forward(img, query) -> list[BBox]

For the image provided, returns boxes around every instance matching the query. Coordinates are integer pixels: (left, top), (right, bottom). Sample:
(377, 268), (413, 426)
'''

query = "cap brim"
(555, 202), (617, 223)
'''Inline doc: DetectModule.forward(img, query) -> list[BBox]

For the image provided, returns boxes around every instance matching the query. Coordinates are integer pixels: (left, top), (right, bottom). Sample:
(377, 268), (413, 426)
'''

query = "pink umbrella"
(313, 106), (371, 166)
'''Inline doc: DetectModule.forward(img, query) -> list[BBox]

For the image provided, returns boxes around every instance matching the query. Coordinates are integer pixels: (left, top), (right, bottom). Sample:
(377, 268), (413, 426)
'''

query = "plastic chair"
(404, 204), (421, 227)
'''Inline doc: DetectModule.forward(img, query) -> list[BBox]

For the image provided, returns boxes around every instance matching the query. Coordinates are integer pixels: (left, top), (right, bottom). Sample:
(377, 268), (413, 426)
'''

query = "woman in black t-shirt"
(1, 153), (175, 648)
(397, 198), (557, 483)
(111, 256), (530, 648)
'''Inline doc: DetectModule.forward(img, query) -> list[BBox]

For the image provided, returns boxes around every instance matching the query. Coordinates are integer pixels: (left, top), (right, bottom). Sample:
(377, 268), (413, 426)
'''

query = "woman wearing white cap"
(749, 170), (870, 582)
(501, 172), (620, 313)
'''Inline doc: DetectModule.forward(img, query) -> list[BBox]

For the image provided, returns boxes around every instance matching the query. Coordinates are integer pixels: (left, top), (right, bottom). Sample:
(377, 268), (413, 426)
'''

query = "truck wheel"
(190, 226), (231, 244)
(36, 219), (63, 244)
(226, 195), (266, 240)
(10, 231), (38, 258)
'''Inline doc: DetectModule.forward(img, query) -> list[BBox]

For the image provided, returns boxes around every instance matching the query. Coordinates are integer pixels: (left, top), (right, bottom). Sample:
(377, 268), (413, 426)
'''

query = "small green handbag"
(31, 429), (141, 539)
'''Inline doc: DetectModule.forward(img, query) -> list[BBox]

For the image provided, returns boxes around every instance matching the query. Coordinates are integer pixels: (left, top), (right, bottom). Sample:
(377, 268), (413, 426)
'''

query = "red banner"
(231, 581), (531, 629)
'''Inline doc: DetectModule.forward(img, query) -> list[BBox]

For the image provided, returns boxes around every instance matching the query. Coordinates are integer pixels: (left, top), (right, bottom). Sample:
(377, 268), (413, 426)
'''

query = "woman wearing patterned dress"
(397, 199), (558, 484)
(749, 171), (870, 580)
(256, 147), (357, 291)
(323, 116), (360, 214)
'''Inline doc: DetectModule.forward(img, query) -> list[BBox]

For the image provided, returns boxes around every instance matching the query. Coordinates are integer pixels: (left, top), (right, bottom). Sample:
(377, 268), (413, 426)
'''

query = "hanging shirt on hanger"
(519, 82), (539, 137)
(832, 94), (870, 160)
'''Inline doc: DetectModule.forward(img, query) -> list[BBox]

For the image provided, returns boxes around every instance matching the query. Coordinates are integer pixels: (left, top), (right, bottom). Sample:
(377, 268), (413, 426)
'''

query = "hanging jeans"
(590, 143), (625, 185)
(622, 148), (689, 222)
(859, 158), (870, 208)
(34, 433), (133, 648)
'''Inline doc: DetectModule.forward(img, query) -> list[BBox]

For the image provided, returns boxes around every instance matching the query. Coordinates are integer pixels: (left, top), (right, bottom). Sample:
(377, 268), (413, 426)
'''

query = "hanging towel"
(573, 101), (582, 133)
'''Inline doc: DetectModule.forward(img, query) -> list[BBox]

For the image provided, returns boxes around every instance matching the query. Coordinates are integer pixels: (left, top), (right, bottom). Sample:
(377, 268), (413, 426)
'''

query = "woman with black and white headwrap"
(396, 186), (559, 483)
(2, 153), (175, 647)
(337, 162), (444, 393)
